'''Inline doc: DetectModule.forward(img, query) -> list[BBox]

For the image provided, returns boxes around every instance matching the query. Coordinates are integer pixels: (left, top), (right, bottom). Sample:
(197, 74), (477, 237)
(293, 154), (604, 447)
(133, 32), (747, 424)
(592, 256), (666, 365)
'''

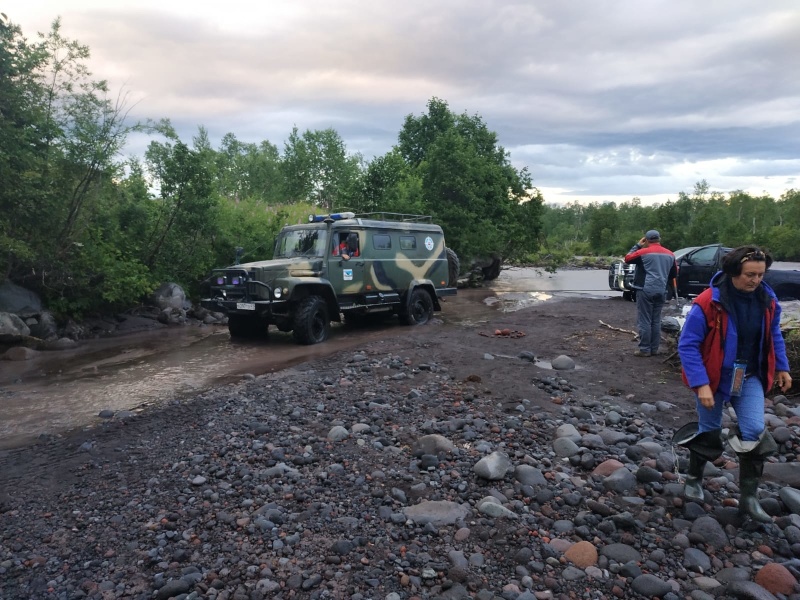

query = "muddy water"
(0, 268), (613, 448)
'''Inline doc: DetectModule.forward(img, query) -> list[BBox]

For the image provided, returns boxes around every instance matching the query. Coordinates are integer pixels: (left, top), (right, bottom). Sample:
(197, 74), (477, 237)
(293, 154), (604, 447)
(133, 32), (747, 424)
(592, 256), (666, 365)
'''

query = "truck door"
(332, 231), (365, 300)
(678, 244), (722, 297)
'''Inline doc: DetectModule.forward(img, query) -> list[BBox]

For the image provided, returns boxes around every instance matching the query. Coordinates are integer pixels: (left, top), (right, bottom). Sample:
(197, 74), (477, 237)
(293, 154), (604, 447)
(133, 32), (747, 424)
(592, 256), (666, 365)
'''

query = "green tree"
(281, 127), (362, 210)
(143, 138), (217, 283)
(394, 98), (540, 264)
(586, 202), (620, 254)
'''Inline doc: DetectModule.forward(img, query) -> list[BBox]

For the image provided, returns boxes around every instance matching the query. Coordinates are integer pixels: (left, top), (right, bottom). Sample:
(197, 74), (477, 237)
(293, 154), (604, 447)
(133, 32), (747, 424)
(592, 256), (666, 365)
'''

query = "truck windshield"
(274, 229), (328, 258)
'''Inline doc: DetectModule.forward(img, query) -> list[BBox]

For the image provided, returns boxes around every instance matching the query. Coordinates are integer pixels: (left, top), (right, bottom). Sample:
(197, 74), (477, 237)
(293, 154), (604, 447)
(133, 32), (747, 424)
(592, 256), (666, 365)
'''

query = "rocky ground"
(2, 296), (800, 600)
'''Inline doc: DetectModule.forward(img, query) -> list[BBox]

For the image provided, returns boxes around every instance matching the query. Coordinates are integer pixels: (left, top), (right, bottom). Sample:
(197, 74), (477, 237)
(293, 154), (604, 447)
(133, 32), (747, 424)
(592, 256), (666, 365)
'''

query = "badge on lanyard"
(730, 361), (747, 396)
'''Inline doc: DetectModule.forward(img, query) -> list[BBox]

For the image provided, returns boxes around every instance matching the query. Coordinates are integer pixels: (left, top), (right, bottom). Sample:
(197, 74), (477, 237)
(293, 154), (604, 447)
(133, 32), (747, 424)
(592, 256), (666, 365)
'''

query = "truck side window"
(373, 234), (391, 250)
(400, 235), (416, 250)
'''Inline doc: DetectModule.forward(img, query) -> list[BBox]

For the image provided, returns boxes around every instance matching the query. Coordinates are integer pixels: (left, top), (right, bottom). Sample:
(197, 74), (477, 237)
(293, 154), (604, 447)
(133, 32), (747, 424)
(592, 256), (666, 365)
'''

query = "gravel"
(2, 340), (800, 599)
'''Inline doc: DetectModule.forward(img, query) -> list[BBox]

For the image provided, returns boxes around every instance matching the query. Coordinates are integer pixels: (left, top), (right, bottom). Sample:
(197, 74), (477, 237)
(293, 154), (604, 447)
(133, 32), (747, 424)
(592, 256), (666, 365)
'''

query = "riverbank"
(2, 296), (800, 599)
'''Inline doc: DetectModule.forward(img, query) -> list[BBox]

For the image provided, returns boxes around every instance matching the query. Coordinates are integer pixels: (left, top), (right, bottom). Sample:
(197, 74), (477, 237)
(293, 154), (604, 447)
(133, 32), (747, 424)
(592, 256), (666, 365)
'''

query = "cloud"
(7, 0), (800, 204)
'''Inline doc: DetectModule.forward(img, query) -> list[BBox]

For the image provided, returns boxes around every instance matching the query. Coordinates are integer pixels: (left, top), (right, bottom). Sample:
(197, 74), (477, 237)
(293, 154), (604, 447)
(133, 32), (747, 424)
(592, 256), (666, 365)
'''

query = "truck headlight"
(274, 287), (282, 299)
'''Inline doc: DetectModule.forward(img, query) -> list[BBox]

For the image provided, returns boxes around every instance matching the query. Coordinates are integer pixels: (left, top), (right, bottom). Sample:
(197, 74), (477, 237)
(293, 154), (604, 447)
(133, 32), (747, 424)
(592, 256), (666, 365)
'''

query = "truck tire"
(446, 247), (460, 287)
(228, 314), (268, 339)
(293, 296), (330, 344)
(402, 288), (434, 326)
(481, 257), (502, 281)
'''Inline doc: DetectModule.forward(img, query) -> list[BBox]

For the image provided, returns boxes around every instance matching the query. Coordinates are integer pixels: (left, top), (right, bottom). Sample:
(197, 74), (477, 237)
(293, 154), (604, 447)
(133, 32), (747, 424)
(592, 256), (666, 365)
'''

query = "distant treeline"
(538, 181), (800, 262)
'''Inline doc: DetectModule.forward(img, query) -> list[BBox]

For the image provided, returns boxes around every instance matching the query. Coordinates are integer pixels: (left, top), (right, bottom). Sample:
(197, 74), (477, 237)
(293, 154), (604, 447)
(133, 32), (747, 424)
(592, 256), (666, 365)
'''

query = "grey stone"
(599, 543), (642, 564)
(779, 487), (800, 514)
(765, 462), (800, 487)
(327, 426), (350, 441)
(721, 581), (779, 599)
(602, 467), (636, 493)
(0, 281), (42, 317)
(416, 434), (456, 454)
(555, 423), (581, 442)
(474, 451), (513, 480)
(28, 311), (58, 340)
(515, 465), (547, 487)
(403, 500), (470, 525)
(1, 346), (38, 361)
(631, 574), (673, 598)
(151, 282), (186, 311)
(553, 437), (580, 458)
(0, 312), (30, 338)
(690, 516), (728, 549)
(551, 355), (575, 370)
(683, 547), (711, 572)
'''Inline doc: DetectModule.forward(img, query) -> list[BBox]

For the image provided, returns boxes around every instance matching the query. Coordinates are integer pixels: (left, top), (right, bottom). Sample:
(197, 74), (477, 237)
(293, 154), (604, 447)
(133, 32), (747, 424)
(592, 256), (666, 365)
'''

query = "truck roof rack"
(353, 212), (432, 223)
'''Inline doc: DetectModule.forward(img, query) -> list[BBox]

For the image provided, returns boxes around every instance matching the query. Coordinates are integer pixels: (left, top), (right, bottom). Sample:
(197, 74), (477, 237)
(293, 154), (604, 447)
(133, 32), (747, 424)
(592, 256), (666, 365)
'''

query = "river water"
(0, 267), (615, 448)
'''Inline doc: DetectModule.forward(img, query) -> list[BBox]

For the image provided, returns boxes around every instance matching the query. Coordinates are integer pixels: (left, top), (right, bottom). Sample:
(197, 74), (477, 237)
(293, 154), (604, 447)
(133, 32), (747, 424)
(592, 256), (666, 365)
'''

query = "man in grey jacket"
(624, 230), (677, 356)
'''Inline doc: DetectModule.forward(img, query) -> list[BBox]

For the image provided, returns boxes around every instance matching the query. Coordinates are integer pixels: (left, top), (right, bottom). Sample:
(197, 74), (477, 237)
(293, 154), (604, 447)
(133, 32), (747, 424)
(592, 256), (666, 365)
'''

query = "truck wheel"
(402, 288), (433, 326)
(446, 247), (460, 287)
(293, 296), (330, 344)
(481, 257), (502, 281)
(228, 314), (268, 339)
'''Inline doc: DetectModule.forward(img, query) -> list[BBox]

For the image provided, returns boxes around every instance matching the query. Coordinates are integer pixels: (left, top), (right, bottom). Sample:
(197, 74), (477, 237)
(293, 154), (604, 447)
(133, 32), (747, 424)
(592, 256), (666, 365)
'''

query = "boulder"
(151, 282), (186, 311)
(2, 346), (39, 361)
(0, 281), (42, 317)
(28, 311), (59, 340)
(0, 312), (31, 340)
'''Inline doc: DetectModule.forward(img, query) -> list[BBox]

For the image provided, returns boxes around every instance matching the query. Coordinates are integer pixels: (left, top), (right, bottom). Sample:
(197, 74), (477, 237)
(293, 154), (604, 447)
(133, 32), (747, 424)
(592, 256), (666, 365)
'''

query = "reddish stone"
(754, 563), (797, 595)
(592, 459), (625, 477)
(564, 541), (598, 568)
(757, 544), (774, 558)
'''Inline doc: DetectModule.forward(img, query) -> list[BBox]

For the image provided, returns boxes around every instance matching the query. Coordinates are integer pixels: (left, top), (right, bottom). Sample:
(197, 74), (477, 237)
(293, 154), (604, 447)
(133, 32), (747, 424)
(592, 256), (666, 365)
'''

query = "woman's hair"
(721, 245), (773, 276)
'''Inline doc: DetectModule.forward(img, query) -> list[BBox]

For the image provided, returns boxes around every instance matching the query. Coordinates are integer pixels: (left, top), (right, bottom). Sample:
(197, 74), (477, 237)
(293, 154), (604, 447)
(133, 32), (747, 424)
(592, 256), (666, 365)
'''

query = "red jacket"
(679, 279), (780, 394)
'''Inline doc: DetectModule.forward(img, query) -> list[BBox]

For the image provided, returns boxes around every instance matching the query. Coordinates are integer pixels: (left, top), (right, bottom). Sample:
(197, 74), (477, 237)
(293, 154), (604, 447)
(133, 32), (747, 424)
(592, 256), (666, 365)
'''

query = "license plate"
(236, 302), (256, 310)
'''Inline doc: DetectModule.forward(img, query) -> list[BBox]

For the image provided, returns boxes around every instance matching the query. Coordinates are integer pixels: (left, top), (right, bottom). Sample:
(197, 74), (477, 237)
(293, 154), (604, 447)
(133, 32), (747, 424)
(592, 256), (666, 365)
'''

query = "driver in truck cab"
(333, 232), (360, 259)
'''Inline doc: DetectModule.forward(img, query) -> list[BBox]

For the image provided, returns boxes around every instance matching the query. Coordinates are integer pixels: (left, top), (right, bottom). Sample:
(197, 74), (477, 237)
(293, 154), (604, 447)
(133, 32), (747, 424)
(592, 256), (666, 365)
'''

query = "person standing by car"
(624, 230), (677, 357)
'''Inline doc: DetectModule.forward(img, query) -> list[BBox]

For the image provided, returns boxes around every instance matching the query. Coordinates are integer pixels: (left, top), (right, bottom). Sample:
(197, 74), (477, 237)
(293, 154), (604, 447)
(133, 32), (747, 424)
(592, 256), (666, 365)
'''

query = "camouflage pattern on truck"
(200, 212), (458, 345)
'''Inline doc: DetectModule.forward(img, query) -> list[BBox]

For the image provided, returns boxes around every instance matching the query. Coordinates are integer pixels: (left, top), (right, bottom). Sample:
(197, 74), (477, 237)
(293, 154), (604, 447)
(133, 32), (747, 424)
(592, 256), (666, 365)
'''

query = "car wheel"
(402, 288), (434, 326)
(228, 314), (269, 339)
(292, 296), (330, 344)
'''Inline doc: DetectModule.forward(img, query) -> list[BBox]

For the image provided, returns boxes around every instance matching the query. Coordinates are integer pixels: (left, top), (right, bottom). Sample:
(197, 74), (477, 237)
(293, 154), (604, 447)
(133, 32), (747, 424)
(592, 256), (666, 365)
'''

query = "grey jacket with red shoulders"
(624, 242), (677, 294)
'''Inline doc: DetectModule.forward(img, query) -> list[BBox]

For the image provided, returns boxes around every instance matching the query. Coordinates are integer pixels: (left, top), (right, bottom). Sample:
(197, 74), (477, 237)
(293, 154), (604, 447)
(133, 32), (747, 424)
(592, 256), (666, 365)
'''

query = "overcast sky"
(7, 1), (800, 205)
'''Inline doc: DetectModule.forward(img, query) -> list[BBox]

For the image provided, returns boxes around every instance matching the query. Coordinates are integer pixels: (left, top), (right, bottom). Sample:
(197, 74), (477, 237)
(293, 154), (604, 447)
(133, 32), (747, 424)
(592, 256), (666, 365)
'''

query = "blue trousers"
(636, 290), (665, 353)
(696, 375), (765, 441)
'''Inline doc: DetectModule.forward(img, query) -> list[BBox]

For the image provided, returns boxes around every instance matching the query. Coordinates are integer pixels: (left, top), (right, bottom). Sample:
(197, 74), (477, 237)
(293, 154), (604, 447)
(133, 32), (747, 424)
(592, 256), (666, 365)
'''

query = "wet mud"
(0, 268), (613, 448)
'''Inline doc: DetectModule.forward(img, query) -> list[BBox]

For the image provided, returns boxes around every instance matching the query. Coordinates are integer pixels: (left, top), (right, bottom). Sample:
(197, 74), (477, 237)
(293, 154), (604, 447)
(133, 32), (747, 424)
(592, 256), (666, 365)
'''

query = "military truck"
(200, 212), (459, 344)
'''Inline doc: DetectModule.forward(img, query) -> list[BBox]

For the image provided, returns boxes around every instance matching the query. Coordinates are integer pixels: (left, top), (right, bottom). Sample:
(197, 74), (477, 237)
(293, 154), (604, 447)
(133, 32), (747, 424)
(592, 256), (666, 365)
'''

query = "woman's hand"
(775, 371), (793, 392)
(694, 384), (714, 409)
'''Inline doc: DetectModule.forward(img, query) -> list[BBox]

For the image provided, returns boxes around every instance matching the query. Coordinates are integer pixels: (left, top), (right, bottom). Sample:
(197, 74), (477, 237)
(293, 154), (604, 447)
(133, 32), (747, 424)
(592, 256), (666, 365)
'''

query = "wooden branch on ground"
(599, 320), (637, 336)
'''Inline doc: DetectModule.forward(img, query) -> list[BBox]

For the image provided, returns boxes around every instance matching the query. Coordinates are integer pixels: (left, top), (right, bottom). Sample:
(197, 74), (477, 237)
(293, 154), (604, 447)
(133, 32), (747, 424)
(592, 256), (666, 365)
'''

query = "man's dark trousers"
(637, 290), (665, 354)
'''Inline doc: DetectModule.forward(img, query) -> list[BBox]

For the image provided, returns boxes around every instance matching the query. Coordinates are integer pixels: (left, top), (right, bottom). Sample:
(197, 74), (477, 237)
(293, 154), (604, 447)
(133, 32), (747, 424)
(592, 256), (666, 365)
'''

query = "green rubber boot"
(738, 457), (772, 523)
(683, 451), (707, 502)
